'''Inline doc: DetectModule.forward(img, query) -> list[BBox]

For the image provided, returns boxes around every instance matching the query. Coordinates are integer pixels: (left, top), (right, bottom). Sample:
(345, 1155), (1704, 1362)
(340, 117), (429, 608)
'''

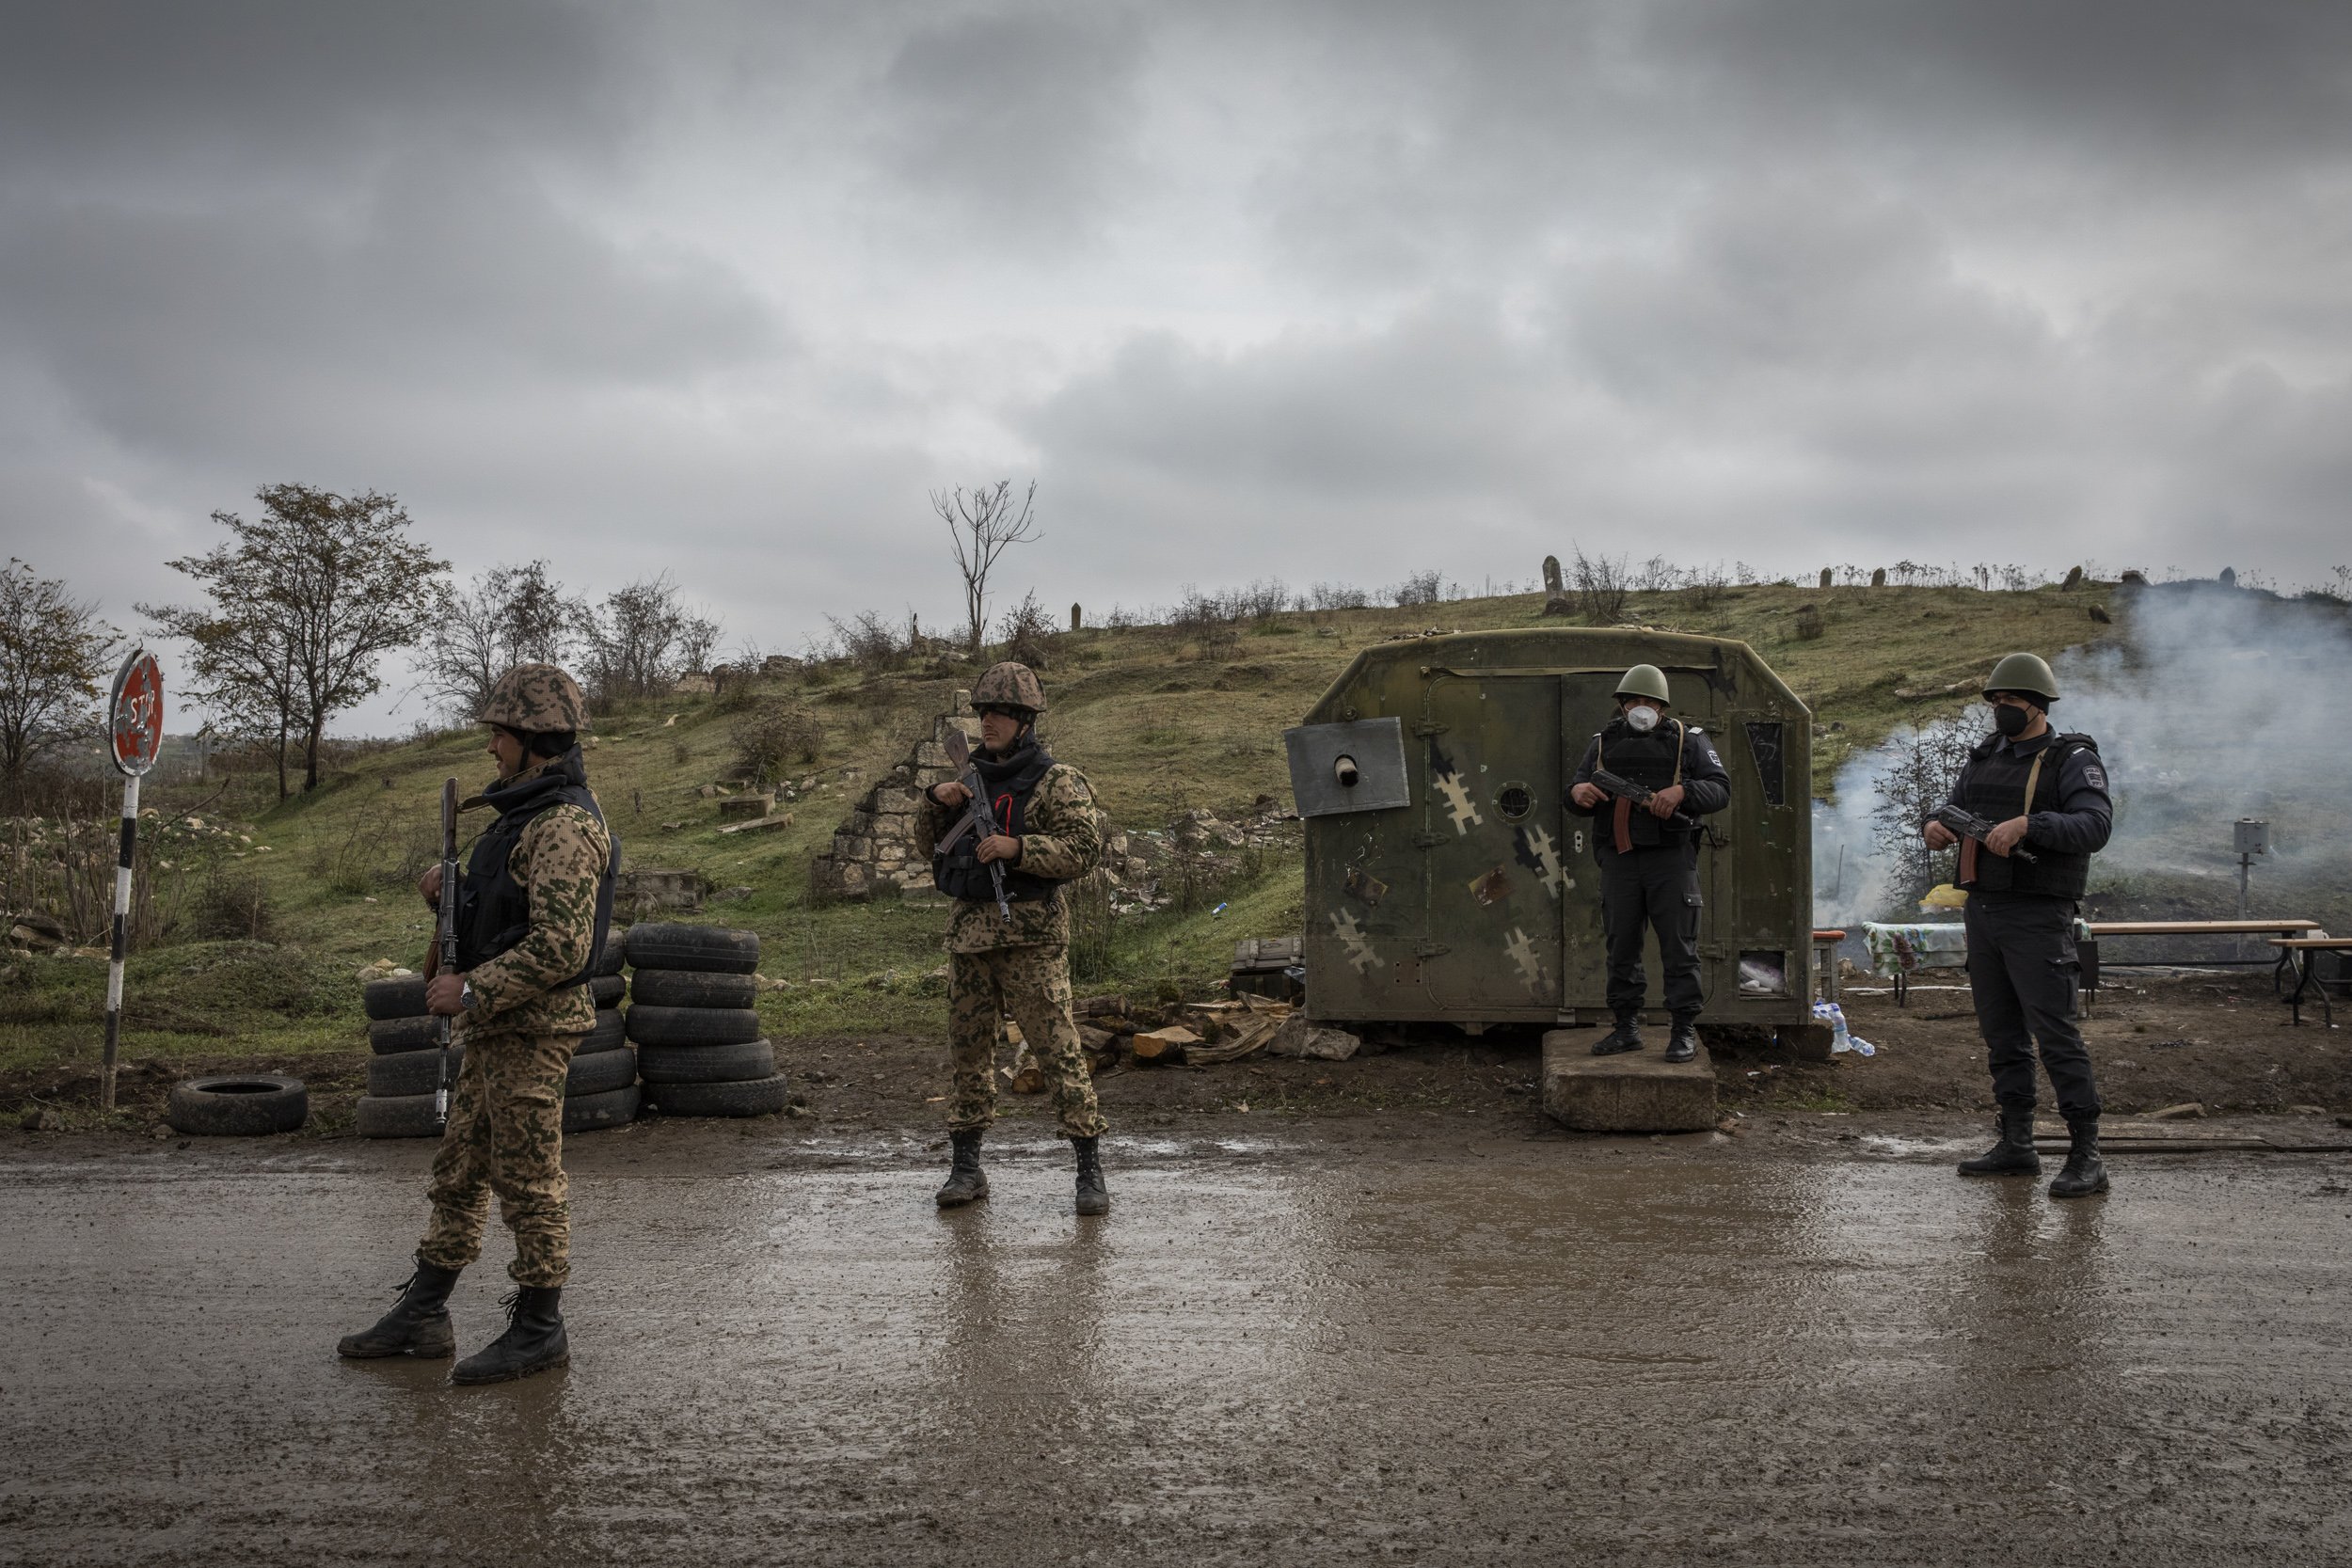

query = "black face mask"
(1993, 704), (2033, 738)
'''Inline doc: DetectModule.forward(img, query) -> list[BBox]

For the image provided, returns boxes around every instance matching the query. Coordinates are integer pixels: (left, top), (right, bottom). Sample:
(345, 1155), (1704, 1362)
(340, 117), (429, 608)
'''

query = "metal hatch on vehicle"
(1284, 717), (1411, 816)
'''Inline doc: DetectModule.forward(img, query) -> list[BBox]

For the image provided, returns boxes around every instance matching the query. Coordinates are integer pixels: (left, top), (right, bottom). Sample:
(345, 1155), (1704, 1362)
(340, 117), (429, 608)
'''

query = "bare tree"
(934, 480), (1040, 657)
(143, 484), (448, 795)
(418, 561), (593, 721)
(1569, 546), (1631, 625)
(0, 559), (118, 785)
(1868, 710), (1982, 903)
(580, 573), (718, 703)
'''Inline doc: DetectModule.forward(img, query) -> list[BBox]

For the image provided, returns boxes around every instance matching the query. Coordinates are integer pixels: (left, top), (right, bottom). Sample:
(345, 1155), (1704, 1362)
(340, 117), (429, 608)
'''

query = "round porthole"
(1496, 782), (1534, 821)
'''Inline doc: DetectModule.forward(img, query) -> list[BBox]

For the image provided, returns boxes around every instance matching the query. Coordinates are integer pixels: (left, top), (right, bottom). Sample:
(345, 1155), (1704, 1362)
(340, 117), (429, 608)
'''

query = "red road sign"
(108, 649), (164, 776)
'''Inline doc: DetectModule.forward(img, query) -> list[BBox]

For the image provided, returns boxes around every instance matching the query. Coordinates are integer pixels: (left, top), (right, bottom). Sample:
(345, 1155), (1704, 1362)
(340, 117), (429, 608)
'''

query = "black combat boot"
(1073, 1135), (1111, 1216)
(451, 1286), (568, 1385)
(935, 1129), (989, 1208)
(1663, 1016), (1701, 1064)
(2048, 1116), (2110, 1199)
(1592, 1015), (1644, 1056)
(336, 1259), (461, 1359)
(1956, 1105), (2042, 1178)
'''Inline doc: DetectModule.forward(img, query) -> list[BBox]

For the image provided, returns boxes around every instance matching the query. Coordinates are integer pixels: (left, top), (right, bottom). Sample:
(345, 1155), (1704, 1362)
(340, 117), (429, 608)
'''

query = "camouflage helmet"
(479, 662), (590, 734)
(970, 661), (1048, 715)
(1981, 652), (2059, 705)
(1613, 663), (1672, 706)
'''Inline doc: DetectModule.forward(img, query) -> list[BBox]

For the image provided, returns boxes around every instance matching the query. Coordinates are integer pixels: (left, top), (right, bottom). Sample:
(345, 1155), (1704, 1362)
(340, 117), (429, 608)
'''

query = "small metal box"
(2233, 818), (2270, 856)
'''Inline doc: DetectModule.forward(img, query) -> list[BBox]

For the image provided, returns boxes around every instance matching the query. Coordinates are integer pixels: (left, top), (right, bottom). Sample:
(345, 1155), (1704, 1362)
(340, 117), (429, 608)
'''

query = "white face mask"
(1625, 704), (1661, 734)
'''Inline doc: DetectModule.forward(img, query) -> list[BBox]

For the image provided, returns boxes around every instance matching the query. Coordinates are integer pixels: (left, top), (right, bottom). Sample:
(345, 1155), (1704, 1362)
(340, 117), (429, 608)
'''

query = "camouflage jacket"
(453, 758), (612, 1042)
(916, 759), (1101, 953)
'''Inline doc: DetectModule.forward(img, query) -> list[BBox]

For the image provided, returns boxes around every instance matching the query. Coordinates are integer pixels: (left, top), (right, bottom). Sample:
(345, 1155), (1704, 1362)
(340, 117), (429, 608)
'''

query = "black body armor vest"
(933, 743), (1065, 905)
(1953, 732), (2097, 900)
(1593, 719), (1694, 850)
(454, 749), (620, 983)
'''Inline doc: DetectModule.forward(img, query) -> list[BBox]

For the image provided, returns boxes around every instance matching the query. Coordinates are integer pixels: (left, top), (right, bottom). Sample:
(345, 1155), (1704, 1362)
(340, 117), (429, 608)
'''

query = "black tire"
(624, 922), (759, 975)
(363, 976), (429, 1020)
(368, 1015), (446, 1053)
(166, 1075), (309, 1136)
(628, 968), (761, 1009)
(576, 1009), (625, 1054)
(637, 1038), (776, 1085)
(354, 1093), (441, 1139)
(566, 1046), (638, 1097)
(564, 1085), (640, 1133)
(626, 1006), (762, 1047)
(592, 938), (627, 978)
(368, 1047), (466, 1099)
(590, 974), (626, 1008)
(643, 1073), (790, 1118)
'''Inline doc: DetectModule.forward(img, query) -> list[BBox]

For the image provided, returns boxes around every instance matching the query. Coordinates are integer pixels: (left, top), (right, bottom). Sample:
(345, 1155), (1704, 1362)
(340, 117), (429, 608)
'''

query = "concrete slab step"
(1541, 1030), (1717, 1133)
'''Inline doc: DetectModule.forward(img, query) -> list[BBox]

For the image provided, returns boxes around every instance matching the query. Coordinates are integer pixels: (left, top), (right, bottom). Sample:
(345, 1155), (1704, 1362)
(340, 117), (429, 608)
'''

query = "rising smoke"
(1812, 583), (2352, 928)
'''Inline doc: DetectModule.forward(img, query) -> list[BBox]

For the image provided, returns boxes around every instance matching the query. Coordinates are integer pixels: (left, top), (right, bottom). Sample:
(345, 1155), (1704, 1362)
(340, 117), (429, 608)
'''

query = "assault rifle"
(1591, 768), (1693, 825)
(936, 729), (1012, 917)
(1933, 802), (2039, 863)
(432, 777), (460, 1127)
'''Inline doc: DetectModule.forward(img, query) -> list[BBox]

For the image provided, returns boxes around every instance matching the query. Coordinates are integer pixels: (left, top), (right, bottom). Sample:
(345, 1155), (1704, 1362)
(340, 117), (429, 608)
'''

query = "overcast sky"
(4, 1), (2347, 735)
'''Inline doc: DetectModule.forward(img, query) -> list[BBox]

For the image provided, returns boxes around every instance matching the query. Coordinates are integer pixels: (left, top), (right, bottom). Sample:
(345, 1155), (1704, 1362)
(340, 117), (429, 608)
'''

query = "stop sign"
(108, 648), (164, 777)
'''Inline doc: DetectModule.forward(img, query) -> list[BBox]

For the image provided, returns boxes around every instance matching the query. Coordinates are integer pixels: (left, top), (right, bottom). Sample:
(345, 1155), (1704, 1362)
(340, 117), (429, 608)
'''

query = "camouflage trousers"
(947, 944), (1106, 1140)
(418, 1029), (579, 1288)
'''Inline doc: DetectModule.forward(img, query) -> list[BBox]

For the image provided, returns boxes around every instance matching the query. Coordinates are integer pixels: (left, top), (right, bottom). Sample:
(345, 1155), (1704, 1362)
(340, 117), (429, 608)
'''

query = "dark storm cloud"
(876, 7), (1150, 241)
(3, 0), (2349, 735)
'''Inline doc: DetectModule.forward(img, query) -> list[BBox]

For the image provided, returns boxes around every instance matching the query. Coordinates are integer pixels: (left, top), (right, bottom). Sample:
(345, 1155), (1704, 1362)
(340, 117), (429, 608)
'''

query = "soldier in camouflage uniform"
(918, 662), (1110, 1215)
(338, 663), (618, 1384)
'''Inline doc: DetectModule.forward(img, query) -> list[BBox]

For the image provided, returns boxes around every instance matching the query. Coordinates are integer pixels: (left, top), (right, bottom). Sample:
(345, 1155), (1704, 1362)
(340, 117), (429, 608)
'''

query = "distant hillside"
(2, 579), (2126, 1070)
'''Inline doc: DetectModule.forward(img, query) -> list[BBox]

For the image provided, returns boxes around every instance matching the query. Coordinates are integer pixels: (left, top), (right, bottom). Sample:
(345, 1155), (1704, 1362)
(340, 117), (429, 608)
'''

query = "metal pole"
(101, 771), (140, 1113)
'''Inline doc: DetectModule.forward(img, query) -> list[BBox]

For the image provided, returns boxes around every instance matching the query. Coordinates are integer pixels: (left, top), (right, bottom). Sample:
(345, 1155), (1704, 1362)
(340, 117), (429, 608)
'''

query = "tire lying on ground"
(642, 1073), (790, 1118)
(589, 974), (626, 1008)
(355, 1077), (644, 1138)
(625, 1006), (762, 1048)
(354, 1092), (441, 1139)
(564, 1085), (639, 1133)
(363, 976), (429, 1021)
(628, 968), (760, 1009)
(636, 1038), (776, 1085)
(623, 922), (759, 975)
(368, 1047), (467, 1099)
(565, 1046), (638, 1097)
(167, 1075), (309, 1136)
(577, 1009), (626, 1054)
(368, 1014), (445, 1053)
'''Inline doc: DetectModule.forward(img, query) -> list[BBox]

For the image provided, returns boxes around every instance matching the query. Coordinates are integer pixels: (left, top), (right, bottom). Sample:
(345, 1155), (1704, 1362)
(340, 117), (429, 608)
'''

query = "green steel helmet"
(479, 662), (590, 734)
(1981, 652), (2060, 705)
(1613, 663), (1672, 706)
(971, 661), (1048, 715)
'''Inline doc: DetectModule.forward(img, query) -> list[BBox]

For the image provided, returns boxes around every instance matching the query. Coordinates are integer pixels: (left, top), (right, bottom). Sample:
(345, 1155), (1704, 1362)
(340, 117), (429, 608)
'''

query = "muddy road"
(5, 1117), (2350, 1566)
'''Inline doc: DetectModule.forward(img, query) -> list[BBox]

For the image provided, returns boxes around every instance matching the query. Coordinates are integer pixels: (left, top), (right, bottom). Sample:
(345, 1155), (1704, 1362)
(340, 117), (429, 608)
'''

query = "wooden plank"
(2272, 938), (2352, 950)
(2088, 920), (2320, 936)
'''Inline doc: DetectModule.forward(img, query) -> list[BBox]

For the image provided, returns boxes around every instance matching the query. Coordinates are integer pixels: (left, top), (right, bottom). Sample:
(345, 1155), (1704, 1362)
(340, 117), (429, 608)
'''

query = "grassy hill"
(3, 579), (2125, 1083)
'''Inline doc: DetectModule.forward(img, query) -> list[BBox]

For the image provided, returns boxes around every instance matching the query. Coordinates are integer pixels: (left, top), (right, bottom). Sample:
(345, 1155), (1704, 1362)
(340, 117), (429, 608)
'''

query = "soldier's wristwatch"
(459, 981), (475, 1011)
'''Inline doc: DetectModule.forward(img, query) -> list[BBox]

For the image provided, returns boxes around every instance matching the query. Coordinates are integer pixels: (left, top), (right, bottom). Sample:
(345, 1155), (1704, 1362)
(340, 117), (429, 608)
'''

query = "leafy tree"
(142, 483), (448, 796)
(0, 559), (118, 785)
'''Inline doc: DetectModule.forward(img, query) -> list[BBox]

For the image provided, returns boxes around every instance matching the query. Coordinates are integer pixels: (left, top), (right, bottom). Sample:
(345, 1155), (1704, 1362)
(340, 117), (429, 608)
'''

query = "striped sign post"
(102, 649), (164, 1114)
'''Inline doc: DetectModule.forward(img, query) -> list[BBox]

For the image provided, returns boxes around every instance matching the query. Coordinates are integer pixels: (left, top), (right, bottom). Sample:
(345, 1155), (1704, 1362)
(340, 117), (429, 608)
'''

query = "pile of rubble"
(997, 991), (1360, 1091)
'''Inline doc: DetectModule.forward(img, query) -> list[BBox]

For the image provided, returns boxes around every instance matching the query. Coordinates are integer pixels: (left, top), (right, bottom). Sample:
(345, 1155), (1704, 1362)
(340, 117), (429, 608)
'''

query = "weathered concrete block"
(870, 787), (919, 816)
(832, 832), (872, 860)
(1540, 1032), (1716, 1132)
(914, 741), (950, 768)
(716, 793), (773, 821)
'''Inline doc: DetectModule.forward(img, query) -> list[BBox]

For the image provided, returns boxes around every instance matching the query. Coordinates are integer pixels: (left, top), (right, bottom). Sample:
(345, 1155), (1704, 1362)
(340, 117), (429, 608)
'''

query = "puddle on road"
(4, 1144), (2350, 1564)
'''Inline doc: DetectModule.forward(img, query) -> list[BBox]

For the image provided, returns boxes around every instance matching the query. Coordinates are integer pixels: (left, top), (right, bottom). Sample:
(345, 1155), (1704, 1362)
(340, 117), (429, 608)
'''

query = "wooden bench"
(2080, 920), (2323, 1008)
(2271, 938), (2352, 1027)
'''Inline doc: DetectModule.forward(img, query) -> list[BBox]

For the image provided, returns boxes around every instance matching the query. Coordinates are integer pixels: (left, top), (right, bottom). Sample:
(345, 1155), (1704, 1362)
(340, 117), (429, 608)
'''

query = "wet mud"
(5, 1119), (2350, 1565)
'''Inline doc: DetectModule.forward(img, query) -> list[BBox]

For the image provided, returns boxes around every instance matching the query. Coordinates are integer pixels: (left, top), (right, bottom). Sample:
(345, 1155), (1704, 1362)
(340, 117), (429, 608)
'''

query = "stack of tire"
(354, 941), (638, 1138)
(625, 922), (790, 1117)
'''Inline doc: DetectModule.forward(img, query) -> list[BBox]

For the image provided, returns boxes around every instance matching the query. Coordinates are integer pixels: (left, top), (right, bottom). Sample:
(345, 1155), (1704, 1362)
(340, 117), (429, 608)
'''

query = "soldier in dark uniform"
(1925, 652), (2114, 1198)
(1567, 664), (1731, 1063)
